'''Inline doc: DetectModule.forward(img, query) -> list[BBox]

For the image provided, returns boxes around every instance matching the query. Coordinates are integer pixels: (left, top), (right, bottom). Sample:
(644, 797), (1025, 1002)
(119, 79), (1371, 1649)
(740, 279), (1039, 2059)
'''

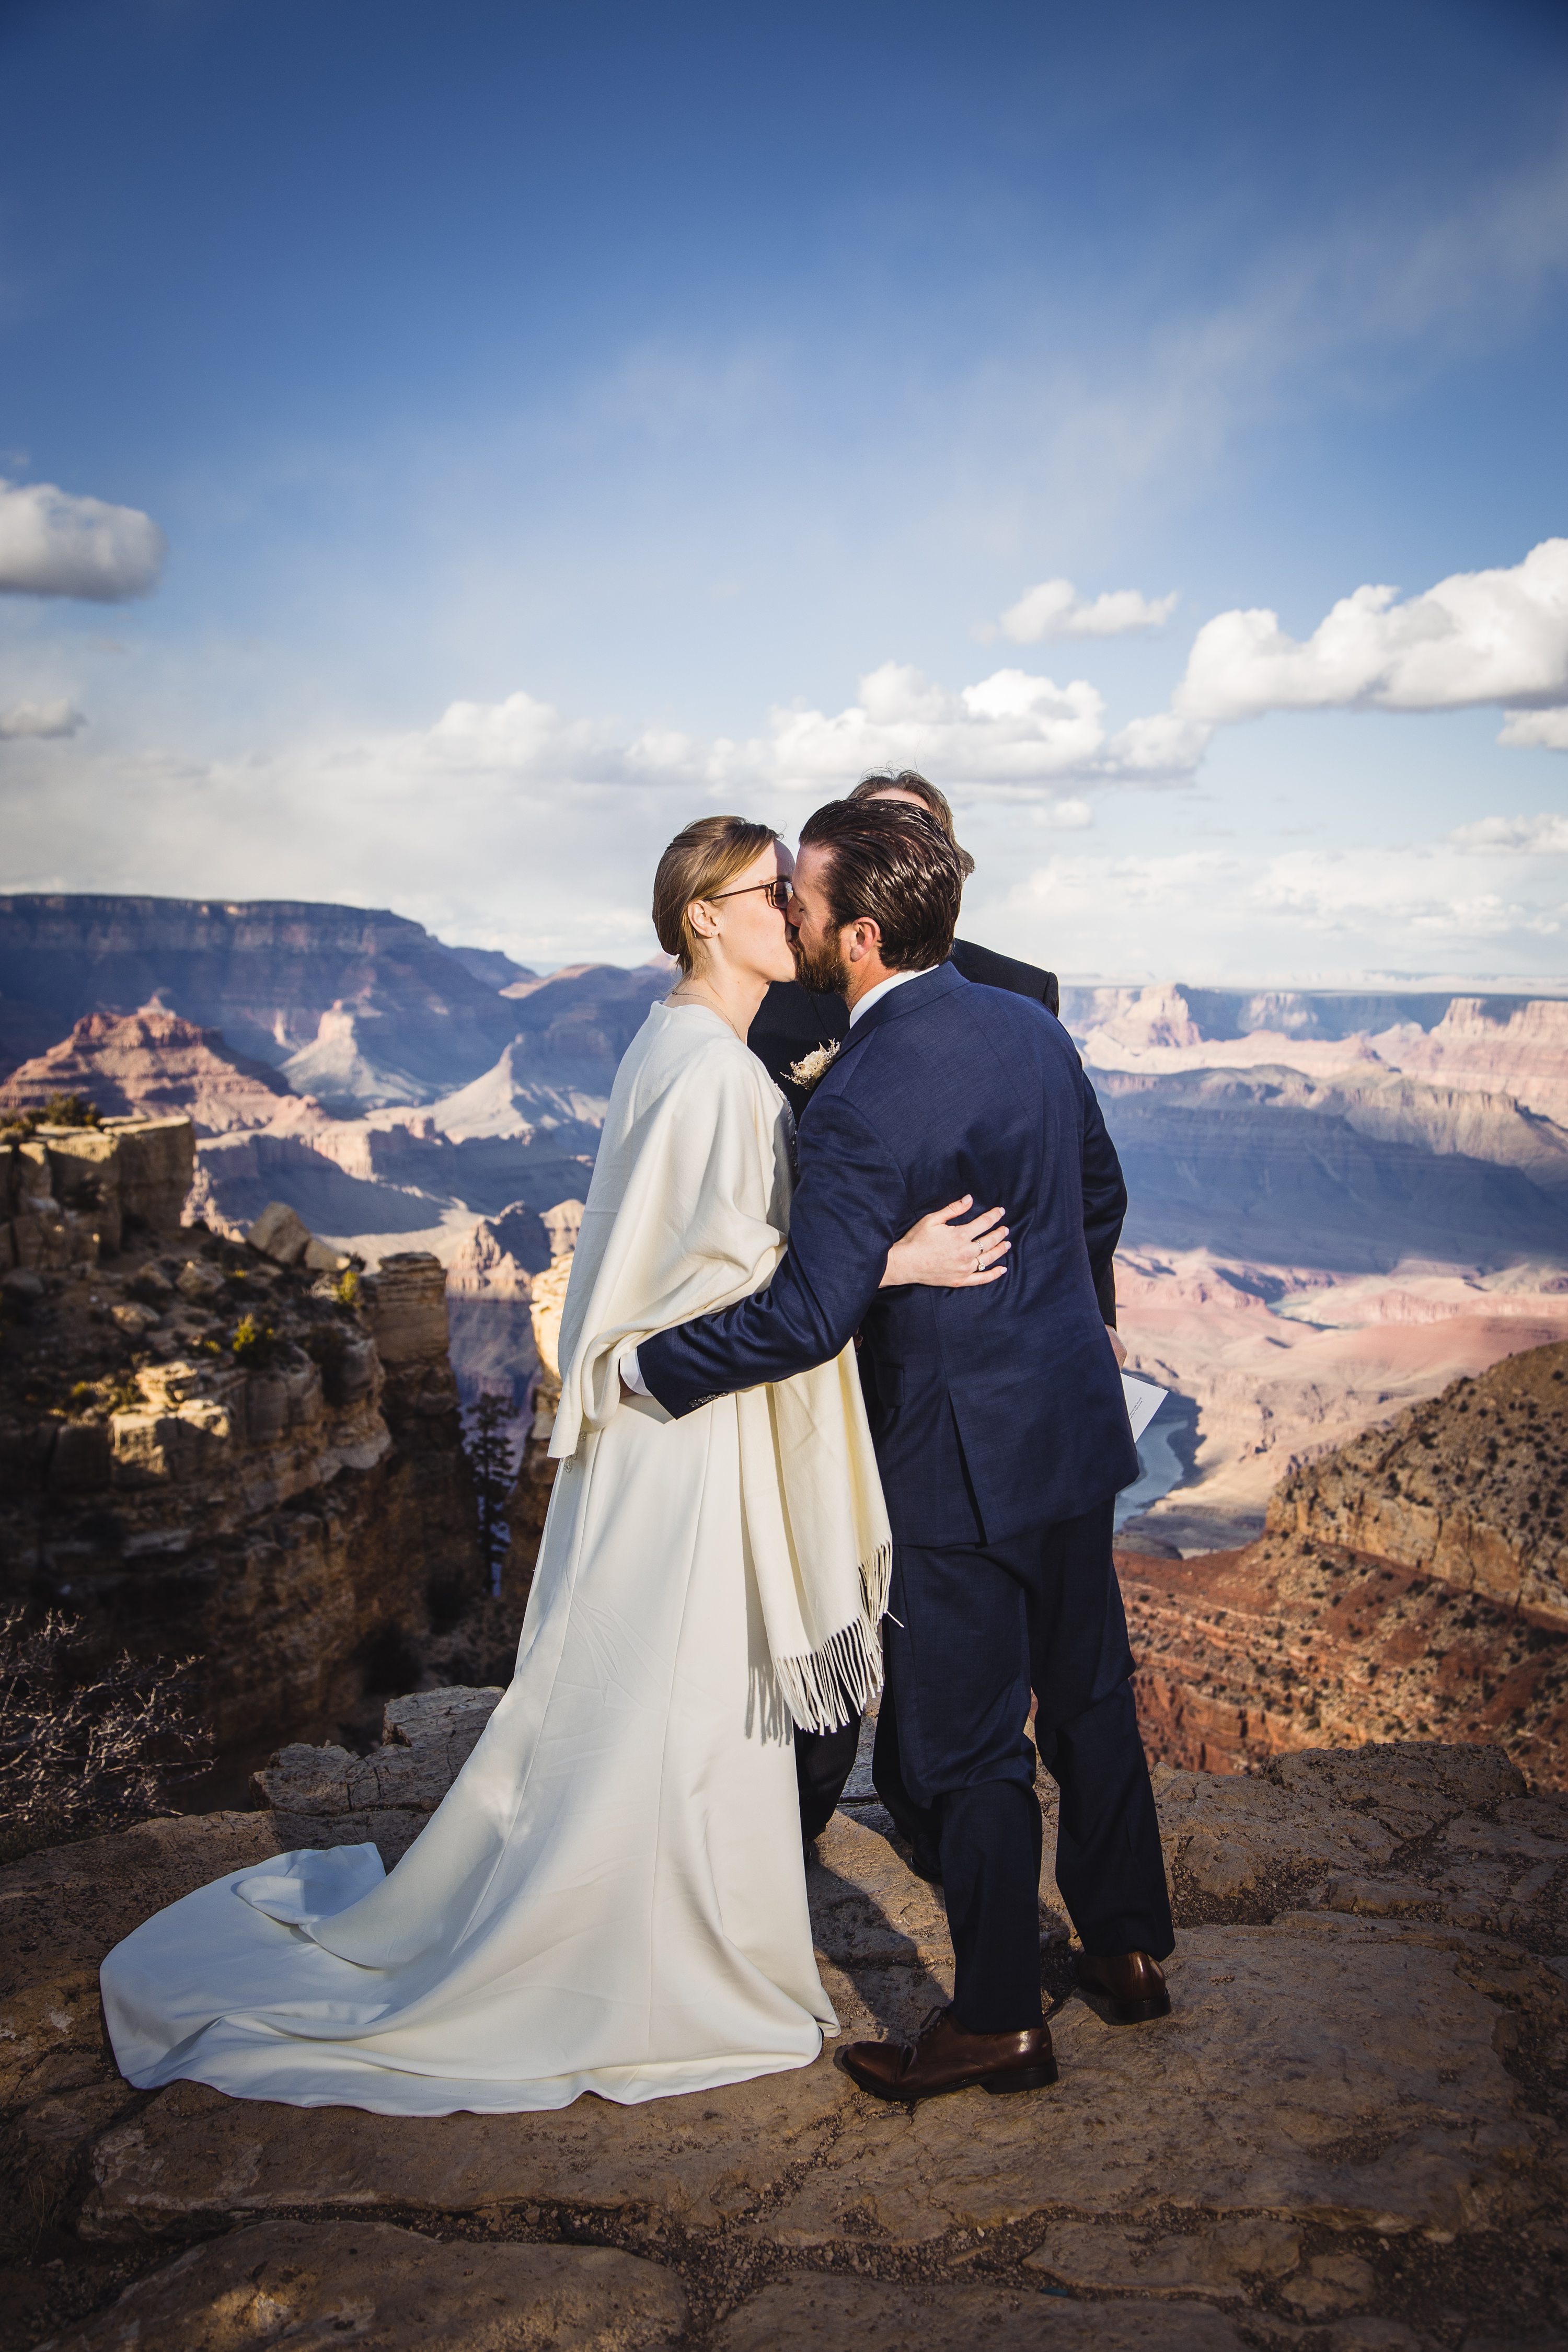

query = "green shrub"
(41, 1092), (101, 1128)
(231, 1313), (278, 1367)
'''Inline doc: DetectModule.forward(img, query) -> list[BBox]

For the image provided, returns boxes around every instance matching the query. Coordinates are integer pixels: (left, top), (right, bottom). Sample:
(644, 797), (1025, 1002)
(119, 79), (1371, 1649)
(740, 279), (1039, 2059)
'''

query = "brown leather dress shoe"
(841, 2004), (1057, 2103)
(1075, 1949), (1171, 2021)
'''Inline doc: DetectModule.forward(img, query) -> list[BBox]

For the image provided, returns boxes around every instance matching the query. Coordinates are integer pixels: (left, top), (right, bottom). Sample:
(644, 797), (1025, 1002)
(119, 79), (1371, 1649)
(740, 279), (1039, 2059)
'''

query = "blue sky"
(3, 0), (1567, 979)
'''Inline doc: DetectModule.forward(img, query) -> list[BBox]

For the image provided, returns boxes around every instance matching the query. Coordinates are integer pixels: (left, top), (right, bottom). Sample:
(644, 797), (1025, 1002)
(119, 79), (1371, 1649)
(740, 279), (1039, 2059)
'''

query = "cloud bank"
(992, 579), (1178, 643)
(1451, 812), (1568, 855)
(1174, 538), (1568, 736)
(1005, 837), (1568, 977)
(0, 479), (166, 602)
(0, 699), (84, 740)
(406, 660), (1208, 805)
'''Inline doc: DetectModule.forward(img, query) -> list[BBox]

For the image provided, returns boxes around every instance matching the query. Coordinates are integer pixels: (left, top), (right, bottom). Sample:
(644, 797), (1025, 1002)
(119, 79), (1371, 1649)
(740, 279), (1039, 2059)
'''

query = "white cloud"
(740, 663), (1206, 797)
(1174, 538), (1568, 725)
(993, 578), (1178, 643)
(991, 834), (1568, 979)
(0, 698), (84, 739)
(0, 478), (166, 602)
(389, 661), (1206, 804)
(1451, 812), (1568, 855)
(1498, 708), (1568, 752)
(1246, 848), (1560, 937)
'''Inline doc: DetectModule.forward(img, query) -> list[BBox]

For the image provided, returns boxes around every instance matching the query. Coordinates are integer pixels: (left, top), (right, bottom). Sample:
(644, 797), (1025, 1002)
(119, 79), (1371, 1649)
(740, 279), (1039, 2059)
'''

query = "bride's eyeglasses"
(707, 879), (792, 912)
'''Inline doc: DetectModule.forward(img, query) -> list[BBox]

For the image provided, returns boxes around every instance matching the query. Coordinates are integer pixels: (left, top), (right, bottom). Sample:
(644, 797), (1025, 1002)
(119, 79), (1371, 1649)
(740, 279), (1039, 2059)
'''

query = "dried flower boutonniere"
(786, 1040), (842, 1099)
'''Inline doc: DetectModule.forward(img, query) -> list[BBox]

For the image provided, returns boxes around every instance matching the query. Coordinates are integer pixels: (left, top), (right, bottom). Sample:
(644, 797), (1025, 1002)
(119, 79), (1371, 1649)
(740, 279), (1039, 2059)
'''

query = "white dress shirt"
(622, 964), (937, 1398)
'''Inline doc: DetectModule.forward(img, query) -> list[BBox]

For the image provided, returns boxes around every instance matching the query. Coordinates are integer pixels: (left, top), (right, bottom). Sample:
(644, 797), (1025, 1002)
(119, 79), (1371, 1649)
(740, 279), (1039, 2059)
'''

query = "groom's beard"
(791, 930), (850, 997)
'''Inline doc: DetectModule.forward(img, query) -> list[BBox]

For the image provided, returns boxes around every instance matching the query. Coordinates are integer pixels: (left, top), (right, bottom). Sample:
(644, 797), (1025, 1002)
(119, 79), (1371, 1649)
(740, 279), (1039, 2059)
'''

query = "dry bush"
(0, 1609), (211, 1864)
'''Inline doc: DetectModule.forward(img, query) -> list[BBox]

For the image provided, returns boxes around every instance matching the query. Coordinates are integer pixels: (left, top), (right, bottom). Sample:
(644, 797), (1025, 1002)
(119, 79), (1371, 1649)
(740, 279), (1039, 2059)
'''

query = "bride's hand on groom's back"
(882, 1196), (1010, 1289)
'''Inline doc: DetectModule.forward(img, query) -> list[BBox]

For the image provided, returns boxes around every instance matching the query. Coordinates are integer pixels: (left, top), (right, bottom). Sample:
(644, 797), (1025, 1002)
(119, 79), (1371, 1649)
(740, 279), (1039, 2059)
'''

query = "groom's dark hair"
(798, 798), (963, 970)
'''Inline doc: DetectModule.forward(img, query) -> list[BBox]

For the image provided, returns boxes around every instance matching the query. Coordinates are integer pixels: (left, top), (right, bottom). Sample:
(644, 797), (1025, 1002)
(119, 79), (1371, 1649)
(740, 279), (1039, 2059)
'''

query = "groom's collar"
(848, 965), (929, 1027)
(836, 959), (965, 1057)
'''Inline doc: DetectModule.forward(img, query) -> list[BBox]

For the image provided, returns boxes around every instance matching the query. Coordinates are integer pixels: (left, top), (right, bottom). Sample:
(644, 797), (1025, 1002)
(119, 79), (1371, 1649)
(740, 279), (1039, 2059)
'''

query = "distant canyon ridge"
(4, 892), (1568, 1546)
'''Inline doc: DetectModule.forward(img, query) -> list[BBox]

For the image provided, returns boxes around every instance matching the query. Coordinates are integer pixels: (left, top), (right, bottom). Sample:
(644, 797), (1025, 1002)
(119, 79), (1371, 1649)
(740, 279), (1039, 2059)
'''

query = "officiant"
(747, 769), (1122, 1846)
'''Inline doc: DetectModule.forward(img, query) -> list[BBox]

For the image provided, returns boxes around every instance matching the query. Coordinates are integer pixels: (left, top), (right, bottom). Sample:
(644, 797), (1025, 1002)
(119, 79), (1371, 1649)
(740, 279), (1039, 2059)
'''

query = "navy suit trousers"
(875, 1501), (1173, 2033)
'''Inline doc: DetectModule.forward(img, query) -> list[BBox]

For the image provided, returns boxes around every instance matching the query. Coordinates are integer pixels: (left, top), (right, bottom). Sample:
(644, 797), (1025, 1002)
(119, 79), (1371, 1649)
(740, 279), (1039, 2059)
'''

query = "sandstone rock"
(541, 1199), (584, 1254)
(32, 1125), (125, 1252)
(1124, 1529), (1568, 1792)
(246, 1198), (312, 1265)
(48, 1418), (112, 1492)
(37, 2220), (687, 2351)
(176, 1258), (226, 1301)
(1024, 2217), (1302, 2296)
(758, 1917), (1548, 2246)
(809, 1807), (953, 1970)
(100, 1114), (195, 1236)
(711, 2276), (1247, 2350)
(253, 1687), (504, 1864)
(1142, 1758), (1397, 1915)
(0, 1215), (492, 1747)
(2, 1006), (297, 1139)
(1267, 1341), (1568, 1629)
(1281, 2250), (1380, 2318)
(1135, 1740), (1556, 1936)
(10, 1742), (1568, 2345)
(0, 1808), (284, 2234)
(366, 1249), (452, 1365)
(528, 1253), (572, 1392)
(79, 2061), (854, 2241)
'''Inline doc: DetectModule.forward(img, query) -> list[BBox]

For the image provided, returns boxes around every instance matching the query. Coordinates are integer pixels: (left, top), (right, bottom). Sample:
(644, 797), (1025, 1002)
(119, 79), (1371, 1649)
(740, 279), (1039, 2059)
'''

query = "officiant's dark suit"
(639, 821), (1173, 2056)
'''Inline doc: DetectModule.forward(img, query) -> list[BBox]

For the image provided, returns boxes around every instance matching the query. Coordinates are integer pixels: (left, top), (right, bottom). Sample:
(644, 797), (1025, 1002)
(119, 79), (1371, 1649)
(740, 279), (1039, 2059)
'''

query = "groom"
(633, 797), (1173, 2100)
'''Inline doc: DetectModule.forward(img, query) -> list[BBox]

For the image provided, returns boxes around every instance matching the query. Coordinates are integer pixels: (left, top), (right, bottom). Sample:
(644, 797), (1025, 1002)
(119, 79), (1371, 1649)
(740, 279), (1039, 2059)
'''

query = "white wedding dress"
(100, 1005), (844, 2114)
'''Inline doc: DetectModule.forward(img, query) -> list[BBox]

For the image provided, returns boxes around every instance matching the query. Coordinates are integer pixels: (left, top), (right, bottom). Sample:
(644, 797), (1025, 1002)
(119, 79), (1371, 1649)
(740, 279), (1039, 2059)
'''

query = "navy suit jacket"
(638, 963), (1137, 1548)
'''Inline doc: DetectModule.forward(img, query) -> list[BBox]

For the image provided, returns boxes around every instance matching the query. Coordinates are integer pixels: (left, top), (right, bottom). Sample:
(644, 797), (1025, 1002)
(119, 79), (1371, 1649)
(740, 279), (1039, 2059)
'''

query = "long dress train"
(100, 1007), (849, 2114)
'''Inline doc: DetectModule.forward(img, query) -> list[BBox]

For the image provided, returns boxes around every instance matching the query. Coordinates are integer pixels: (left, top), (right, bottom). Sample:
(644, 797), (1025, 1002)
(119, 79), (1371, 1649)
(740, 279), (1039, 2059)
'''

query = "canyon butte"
(3, 894), (1568, 2348)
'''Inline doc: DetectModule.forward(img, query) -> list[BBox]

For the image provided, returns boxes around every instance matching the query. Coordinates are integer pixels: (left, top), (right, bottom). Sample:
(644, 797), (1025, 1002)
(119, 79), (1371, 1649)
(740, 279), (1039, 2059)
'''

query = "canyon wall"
(2, 1009), (295, 1133)
(1124, 1340), (1568, 1790)
(0, 894), (525, 1105)
(9, 901), (1568, 1564)
(0, 1147), (486, 1751)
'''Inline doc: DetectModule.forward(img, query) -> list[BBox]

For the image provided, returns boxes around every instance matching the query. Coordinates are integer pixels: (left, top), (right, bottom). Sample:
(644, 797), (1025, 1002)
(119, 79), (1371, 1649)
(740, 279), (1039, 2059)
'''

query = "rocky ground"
(2, 1703), (1564, 2351)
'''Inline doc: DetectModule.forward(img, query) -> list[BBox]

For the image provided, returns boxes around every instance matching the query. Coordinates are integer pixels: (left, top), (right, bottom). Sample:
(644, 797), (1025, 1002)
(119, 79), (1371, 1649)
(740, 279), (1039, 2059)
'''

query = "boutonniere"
(787, 1041), (841, 1098)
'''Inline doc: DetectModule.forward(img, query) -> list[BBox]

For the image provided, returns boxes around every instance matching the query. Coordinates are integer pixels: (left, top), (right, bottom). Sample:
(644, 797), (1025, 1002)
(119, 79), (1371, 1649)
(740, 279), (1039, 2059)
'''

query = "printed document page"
(1122, 1372), (1167, 1445)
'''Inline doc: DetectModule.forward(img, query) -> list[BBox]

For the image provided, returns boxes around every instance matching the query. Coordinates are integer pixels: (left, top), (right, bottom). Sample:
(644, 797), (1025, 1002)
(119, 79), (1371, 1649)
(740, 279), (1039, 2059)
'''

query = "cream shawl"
(549, 1000), (891, 1732)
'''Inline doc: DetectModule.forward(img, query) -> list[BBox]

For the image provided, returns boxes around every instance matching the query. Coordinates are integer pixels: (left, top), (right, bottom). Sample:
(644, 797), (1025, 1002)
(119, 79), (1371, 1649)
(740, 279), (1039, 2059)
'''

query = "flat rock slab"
(757, 1916), (1550, 2246)
(808, 1808), (952, 1968)
(711, 2274), (1248, 2350)
(37, 2219), (686, 2349)
(1, 1814), (282, 2108)
(79, 2060), (855, 2242)
(1024, 2216), (1302, 2297)
(79, 1914), (1553, 2258)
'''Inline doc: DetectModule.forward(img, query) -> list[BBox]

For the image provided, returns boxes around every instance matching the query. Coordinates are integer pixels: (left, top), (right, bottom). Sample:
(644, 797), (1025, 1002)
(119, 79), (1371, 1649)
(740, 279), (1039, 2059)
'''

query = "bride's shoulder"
(639, 1002), (760, 1094)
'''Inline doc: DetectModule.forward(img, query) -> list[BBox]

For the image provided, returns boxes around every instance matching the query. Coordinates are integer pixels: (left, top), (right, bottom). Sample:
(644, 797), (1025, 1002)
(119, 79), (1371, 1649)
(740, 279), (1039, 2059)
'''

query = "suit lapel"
(833, 961), (966, 1066)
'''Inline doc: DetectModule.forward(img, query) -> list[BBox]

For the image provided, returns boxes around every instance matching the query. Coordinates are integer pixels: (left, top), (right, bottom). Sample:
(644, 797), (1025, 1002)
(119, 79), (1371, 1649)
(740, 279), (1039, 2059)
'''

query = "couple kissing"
(101, 776), (1172, 2116)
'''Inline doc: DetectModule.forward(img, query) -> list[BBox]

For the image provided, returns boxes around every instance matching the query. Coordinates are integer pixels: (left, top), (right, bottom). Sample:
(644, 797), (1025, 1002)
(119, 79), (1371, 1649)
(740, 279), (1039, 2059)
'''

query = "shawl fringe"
(770, 1542), (892, 1735)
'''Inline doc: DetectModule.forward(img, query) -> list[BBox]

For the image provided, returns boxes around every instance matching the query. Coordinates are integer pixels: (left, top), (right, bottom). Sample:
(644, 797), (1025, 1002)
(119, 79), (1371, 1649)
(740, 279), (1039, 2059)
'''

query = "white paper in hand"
(1122, 1372), (1167, 1445)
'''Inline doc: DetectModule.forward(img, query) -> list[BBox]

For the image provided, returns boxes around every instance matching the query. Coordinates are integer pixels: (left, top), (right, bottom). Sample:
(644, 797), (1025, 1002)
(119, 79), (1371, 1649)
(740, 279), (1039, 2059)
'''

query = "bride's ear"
(687, 897), (721, 947)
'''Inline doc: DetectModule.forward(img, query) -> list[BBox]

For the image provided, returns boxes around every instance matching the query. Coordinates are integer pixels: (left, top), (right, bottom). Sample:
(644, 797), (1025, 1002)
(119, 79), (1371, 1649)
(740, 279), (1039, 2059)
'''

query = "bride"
(100, 814), (1008, 2115)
